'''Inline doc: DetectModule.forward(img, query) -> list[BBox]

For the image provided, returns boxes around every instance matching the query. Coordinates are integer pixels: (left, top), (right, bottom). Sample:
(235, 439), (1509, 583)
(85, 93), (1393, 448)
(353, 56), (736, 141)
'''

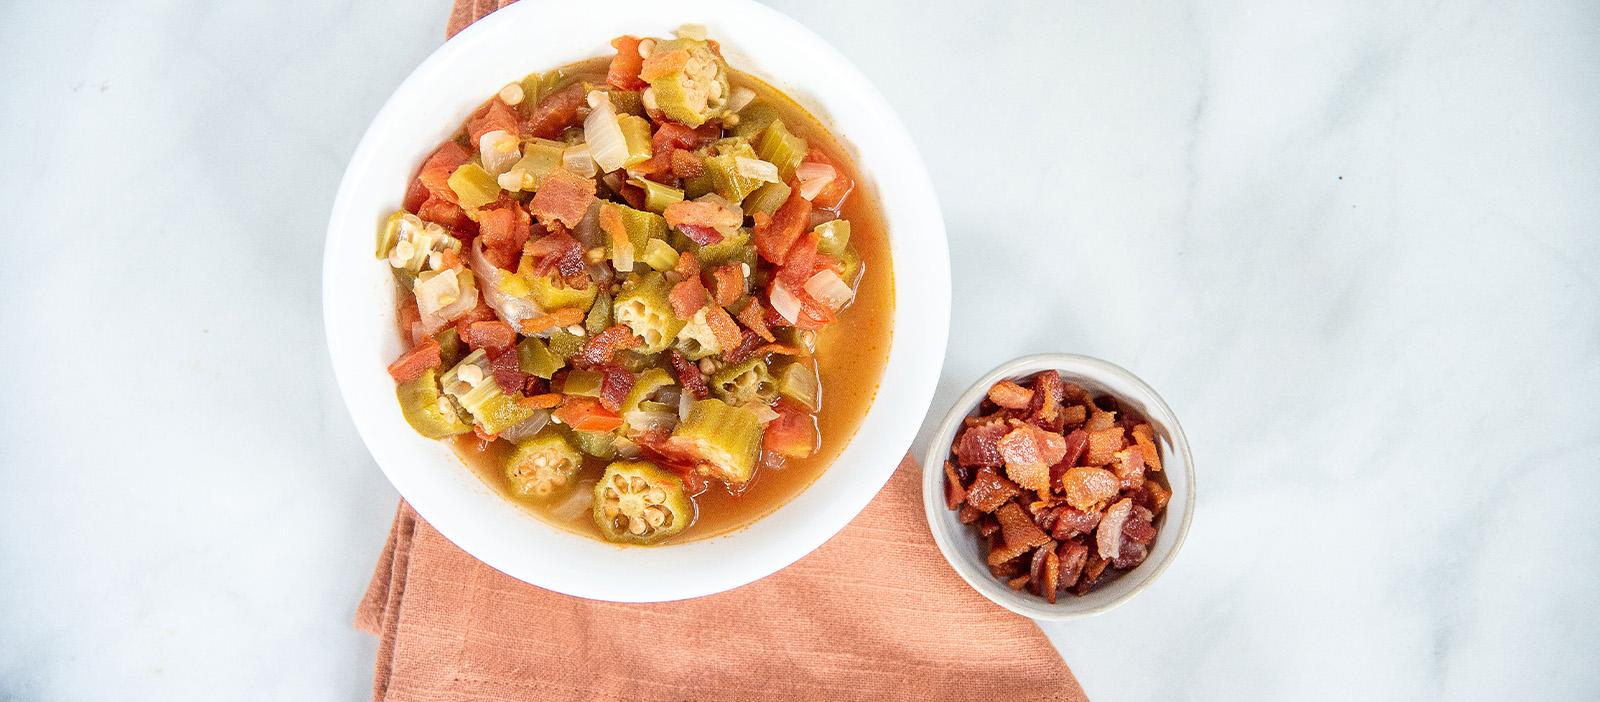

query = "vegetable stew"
(376, 28), (892, 545)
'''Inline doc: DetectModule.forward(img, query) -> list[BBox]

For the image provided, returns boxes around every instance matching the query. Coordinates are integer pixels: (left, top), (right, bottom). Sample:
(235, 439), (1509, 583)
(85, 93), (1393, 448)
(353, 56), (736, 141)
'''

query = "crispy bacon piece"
(958, 504), (982, 525)
(570, 324), (642, 369)
(1050, 506), (1102, 540)
(1076, 552), (1110, 595)
(668, 349), (709, 399)
(518, 393), (563, 409)
(735, 299), (775, 342)
(386, 336), (441, 383)
(668, 279), (709, 320)
(1135, 479), (1171, 514)
(464, 320), (516, 354)
(1096, 498), (1133, 560)
(1029, 370), (1066, 431)
(1112, 446), (1146, 490)
(1123, 505), (1157, 546)
(467, 98), (519, 145)
(451, 301), (497, 339)
(520, 307), (586, 335)
(988, 381), (1034, 410)
(606, 35), (648, 90)
(677, 224), (723, 246)
(997, 423), (1067, 493)
(523, 229), (585, 278)
(1059, 404), (1088, 426)
(1057, 540), (1089, 589)
(703, 305), (743, 352)
(1060, 466), (1120, 511)
(753, 185), (812, 265)
(597, 367), (636, 413)
(665, 200), (740, 234)
(489, 345), (528, 395)
(721, 330), (763, 365)
(1040, 547), (1061, 603)
(953, 418), (1007, 468)
(1131, 423), (1162, 472)
(987, 502), (1052, 566)
(943, 461), (967, 510)
(1084, 426), (1126, 466)
(525, 84), (585, 139)
(674, 249), (701, 278)
(528, 167), (596, 228)
(707, 263), (746, 307)
(963, 467), (1020, 513)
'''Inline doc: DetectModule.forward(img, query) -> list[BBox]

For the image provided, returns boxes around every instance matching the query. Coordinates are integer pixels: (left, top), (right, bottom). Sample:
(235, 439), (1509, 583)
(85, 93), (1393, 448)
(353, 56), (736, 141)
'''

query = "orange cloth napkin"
(352, 4), (1089, 700)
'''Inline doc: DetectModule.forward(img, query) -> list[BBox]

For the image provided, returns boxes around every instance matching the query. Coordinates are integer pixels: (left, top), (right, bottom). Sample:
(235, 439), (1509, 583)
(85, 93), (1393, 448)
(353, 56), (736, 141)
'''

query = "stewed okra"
(377, 28), (891, 545)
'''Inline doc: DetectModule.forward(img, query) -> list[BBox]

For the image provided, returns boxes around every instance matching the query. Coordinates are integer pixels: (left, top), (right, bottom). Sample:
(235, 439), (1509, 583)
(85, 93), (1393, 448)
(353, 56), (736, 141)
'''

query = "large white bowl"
(324, 0), (948, 602)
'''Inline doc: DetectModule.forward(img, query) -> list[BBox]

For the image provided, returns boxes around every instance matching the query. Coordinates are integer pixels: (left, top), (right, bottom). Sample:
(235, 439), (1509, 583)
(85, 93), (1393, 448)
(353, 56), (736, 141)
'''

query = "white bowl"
(921, 354), (1195, 620)
(323, 0), (948, 602)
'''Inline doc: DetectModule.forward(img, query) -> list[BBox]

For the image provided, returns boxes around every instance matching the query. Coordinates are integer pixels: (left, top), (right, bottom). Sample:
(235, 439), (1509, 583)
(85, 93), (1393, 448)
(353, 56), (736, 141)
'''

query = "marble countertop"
(3, 0), (1596, 699)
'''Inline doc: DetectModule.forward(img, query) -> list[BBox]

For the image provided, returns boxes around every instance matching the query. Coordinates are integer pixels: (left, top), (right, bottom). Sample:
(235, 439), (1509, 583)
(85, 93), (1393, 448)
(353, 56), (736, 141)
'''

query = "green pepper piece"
(614, 349), (661, 374)
(629, 177), (685, 214)
(561, 370), (605, 397)
(773, 360), (820, 411)
(640, 238), (680, 272)
(517, 336), (564, 379)
(506, 430), (583, 499)
(396, 369), (472, 439)
(617, 114), (654, 168)
(519, 69), (571, 110)
(547, 330), (585, 359)
(436, 327), (464, 371)
(671, 398), (761, 483)
(586, 291), (613, 336)
(700, 138), (763, 203)
(568, 429), (619, 460)
(613, 272), (685, 353)
(447, 162), (501, 210)
(643, 38), (731, 128)
(743, 181), (791, 218)
(755, 119), (807, 182)
(621, 368), (676, 415)
(730, 98), (780, 138)
(591, 460), (692, 544)
(813, 219), (851, 258)
(709, 358), (777, 408)
(671, 227), (752, 267)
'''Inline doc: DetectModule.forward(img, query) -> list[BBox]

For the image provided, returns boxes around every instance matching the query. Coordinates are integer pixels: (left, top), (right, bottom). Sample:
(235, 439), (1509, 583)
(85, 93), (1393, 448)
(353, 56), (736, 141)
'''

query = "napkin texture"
(353, 3), (1089, 700)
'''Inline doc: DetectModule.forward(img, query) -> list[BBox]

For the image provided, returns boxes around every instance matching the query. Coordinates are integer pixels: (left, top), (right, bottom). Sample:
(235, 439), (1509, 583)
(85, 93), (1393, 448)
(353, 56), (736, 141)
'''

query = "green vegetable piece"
(516, 336), (563, 379)
(640, 238), (680, 272)
(813, 219), (851, 258)
(613, 272), (685, 353)
(773, 360), (820, 412)
(710, 358), (777, 407)
(377, 211), (412, 258)
(701, 138), (763, 203)
(520, 271), (597, 313)
(569, 429), (618, 460)
(609, 90), (645, 116)
(396, 369), (472, 439)
(561, 370), (605, 397)
(441, 350), (538, 435)
(743, 181), (791, 218)
(586, 291), (613, 336)
(622, 368), (676, 416)
(447, 163), (501, 210)
(643, 38), (730, 128)
(673, 307), (723, 361)
(436, 327), (464, 371)
(837, 246), (862, 284)
(511, 138), (567, 191)
(591, 460), (692, 544)
(730, 99), (780, 138)
(671, 398), (761, 483)
(683, 172), (713, 200)
(602, 203), (668, 261)
(547, 330), (585, 359)
(614, 349), (661, 374)
(617, 114), (654, 168)
(519, 69), (571, 110)
(630, 177), (685, 214)
(387, 219), (463, 283)
(672, 227), (753, 267)
(506, 431), (583, 499)
(755, 120), (807, 182)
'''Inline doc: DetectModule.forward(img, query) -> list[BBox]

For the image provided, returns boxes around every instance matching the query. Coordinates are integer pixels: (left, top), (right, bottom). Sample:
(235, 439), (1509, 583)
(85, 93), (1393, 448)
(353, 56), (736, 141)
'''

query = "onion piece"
(498, 409), (550, 443)
(679, 390), (693, 420)
(796, 162), (837, 201)
(478, 130), (521, 176)
(803, 269), (854, 311)
(549, 479), (597, 521)
(583, 91), (629, 173)
(418, 269), (478, 334)
(750, 404), (780, 424)
(769, 280), (802, 324)
(622, 409), (678, 434)
(467, 239), (542, 329)
(735, 156), (780, 183)
(563, 143), (598, 178)
(610, 227), (635, 273)
(728, 86), (756, 113)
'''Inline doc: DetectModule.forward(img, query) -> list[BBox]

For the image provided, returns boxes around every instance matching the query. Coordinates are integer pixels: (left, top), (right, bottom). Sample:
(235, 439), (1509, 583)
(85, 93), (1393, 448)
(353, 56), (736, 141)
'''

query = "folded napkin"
(353, 4), (1089, 700)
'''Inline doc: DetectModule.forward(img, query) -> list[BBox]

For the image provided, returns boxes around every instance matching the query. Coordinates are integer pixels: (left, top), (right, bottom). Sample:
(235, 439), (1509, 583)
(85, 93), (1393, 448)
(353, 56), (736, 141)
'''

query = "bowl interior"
(324, 0), (948, 602)
(921, 354), (1194, 620)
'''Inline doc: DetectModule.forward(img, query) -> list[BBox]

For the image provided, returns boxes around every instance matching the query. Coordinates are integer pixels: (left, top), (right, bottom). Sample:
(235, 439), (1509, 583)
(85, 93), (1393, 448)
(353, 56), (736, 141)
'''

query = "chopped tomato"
(653, 121), (722, 151)
(466, 98), (519, 145)
(525, 84), (586, 139)
(398, 299), (424, 347)
(553, 397), (624, 433)
(415, 141), (472, 204)
(606, 36), (648, 90)
(802, 148), (854, 210)
(518, 393), (564, 409)
(416, 196), (474, 233)
(386, 336), (441, 383)
(464, 320), (516, 353)
(477, 200), (531, 270)
(778, 230), (819, 287)
(753, 185), (812, 264)
(763, 400), (817, 458)
(403, 177), (430, 213)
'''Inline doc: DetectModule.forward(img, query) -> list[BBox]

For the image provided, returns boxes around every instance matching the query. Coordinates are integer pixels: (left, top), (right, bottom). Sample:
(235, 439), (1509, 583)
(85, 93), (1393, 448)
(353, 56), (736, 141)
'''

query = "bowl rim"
(322, 0), (949, 602)
(920, 353), (1195, 620)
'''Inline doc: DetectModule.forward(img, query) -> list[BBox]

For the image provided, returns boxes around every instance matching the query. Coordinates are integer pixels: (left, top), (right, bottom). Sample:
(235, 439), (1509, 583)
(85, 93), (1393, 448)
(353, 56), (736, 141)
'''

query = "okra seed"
(699, 359), (714, 373)
(628, 517), (648, 535)
(637, 39), (655, 58)
(498, 82), (524, 105)
(566, 325), (586, 336)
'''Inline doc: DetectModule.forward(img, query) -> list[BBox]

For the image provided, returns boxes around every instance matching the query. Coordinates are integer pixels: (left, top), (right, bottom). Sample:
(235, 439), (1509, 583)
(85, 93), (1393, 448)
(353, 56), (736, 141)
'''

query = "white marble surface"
(2, 0), (1596, 699)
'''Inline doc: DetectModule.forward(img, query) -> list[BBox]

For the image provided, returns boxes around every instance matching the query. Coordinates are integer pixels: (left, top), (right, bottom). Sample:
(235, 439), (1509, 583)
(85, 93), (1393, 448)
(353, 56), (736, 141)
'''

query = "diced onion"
(675, 23), (708, 40)
(796, 162), (836, 200)
(728, 86), (756, 113)
(418, 270), (478, 334)
(610, 228), (635, 273)
(803, 269), (854, 311)
(549, 479), (597, 521)
(735, 156), (780, 183)
(770, 280), (802, 324)
(498, 410), (550, 443)
(679, 391), (693, 420)
(414, 269), (462, 316)
(467, 239), (542, 329)
(478, 130), (521, 176)
(750, 404), (780, 424)
(583, 91), (629, 173)
(563, 143), (598, 178)
(622, 410), (678, 434)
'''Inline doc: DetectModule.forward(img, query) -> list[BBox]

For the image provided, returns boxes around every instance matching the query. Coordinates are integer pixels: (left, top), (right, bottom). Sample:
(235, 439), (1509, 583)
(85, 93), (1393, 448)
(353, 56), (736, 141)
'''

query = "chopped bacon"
(1131, 423), (1163, 472)
(954, 418), (1007, 468)
(1029, 370), (1066, 430)
(606, 35), (648, 90)
(1135, 479), (1171, 513)
(668, 350), (709, 399)
(1096, 498), (1133, 560)
(1123, 505), (1157, 545)
(721, 330), (763, 364)
(707, 263), (746, 307)
(988, 503), (1052, 566)
(664, 200), (740, 235)
(988, 381), (1034, 410)
(735, 299), (775, 342)
(944, 461), (967, 510)
(597, 367), (637, 413)
(464, 320), (516, 354)
(801, 147), (854, 210)
(477, 199), (531, 270)
(1112, 446), (1146, 490)
(489, 345), (528, 394)
(778, 230), (820, 287)
(753, 185), (812, 264)
(416, 196), (473, 232)
(525, 84), (586, 139)
(1084, 427), (1126, 466)
(671, 149), (704, 178)
(998, 423), (1067, 492)
(523, 229), (584, 277)
(668, 279), (709, 320)
(1057, 540), (1089, 589)
(466, 98), (519, 145)
(703, 304), (743, 351)
(752, 342), (802, 357)
(415, 141), (472, 203)
(673, 249), (701, 278)
(570, 324), (642, 369)
(963, 467), (1020, 513)
(528, 168), (596, 228)
(386, 336), (441, 383)
(678, 224), (723, 246)
(520, 307), (586, 334)
(451, 301), (498, 339)
(1050, 507), (1102, 540)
